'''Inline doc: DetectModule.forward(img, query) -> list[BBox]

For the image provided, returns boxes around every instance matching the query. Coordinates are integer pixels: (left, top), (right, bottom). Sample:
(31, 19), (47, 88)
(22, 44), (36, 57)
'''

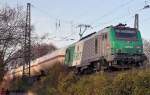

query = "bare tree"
(31, 43), (57, 60)
(0, 6), (26, 80)
(7, 43), (57, 69)
(143, 39), (150, 64)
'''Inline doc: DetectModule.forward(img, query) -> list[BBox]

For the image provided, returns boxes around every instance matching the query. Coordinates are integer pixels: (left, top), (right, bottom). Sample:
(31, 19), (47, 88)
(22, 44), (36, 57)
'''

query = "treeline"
(9, 64), (150, 95)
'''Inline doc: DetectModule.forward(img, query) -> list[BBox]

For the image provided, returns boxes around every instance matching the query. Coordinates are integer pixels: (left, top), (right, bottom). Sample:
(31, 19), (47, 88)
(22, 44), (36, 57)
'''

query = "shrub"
(68, 73), (112, 95)
(132, 70), (150, 95)
(112, 72), (135, 95)
(9, 65), (150, 95)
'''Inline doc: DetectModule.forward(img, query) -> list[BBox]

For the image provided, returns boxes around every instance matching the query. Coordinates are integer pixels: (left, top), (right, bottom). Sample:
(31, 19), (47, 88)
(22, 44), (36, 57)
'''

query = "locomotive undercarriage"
(110, 53), (147, 68)
(74, 54), (147, 74)
(74, 59), (109, 74)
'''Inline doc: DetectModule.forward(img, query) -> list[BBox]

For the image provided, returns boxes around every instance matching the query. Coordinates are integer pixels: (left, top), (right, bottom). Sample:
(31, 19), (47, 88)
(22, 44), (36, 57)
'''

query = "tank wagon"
(64, 24), (146, 74)
(4, 48), (66, 80)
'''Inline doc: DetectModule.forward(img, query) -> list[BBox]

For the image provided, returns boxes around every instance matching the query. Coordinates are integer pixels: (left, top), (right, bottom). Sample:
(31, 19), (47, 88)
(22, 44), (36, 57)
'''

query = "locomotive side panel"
(78, 28), (112, 67)
(72, 42), (84, 66)
(81, 36), (98, 66)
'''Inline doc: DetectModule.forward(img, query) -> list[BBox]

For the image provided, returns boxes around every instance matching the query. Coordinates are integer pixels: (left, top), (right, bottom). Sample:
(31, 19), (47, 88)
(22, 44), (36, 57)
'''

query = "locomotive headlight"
(138, 49), (142, 53)
(125, 46), (133, 48)
(115, 49), (121, 53)
(115, 49), (118, 52)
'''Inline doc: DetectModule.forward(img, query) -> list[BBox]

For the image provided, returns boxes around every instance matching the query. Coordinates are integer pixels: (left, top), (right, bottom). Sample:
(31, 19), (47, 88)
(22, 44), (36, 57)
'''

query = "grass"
(9, 64), (150, 95)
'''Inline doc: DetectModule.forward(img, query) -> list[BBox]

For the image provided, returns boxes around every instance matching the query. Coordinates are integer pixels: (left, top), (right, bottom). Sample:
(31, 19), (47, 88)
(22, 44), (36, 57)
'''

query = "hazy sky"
(0, 0), (150, 47)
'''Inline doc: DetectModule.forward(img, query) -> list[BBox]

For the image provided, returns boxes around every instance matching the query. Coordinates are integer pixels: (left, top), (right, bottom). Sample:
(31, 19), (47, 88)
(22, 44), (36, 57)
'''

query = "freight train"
(4, 24), (147, 80)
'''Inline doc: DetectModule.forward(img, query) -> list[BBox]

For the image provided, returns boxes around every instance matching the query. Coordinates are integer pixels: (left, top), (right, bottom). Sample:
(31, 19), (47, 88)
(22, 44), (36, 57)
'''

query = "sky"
(0, 0), (150, 48)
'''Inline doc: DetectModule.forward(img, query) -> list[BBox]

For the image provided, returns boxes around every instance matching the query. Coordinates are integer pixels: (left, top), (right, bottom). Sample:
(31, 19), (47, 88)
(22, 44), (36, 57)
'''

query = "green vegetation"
(9, 78), (31, 91)
(9, 65), (150, 95)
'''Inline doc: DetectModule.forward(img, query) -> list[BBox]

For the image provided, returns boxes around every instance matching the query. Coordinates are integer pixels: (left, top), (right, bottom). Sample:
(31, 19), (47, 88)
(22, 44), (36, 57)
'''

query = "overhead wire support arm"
(143, 0), (150, 9)
(77, 24), (93, 39)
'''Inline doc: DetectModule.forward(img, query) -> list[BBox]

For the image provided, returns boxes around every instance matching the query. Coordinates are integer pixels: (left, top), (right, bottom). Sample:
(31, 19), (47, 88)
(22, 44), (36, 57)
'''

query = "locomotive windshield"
(115, 29), (137, 40)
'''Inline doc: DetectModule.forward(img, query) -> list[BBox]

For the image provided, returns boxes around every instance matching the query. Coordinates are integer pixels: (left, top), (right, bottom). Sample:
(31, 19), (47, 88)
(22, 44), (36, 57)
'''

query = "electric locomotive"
(64, 24), (146, 73)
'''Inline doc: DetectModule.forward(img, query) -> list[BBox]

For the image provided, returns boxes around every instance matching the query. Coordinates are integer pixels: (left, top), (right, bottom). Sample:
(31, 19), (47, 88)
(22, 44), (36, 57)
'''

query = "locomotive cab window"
(102, 33), (107, 40)
(115, 29), (137, 40)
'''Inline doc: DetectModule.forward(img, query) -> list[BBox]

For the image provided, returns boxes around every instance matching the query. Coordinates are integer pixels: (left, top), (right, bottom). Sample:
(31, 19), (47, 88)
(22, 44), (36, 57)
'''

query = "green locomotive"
(64, 24), (146, 73)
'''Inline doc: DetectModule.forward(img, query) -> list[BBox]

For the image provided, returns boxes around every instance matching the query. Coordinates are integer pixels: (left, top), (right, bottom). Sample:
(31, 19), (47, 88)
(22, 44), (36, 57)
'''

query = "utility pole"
(77, 24), (92, 39)
(23, 3), (31, 78)
(134, 14), (139, 30)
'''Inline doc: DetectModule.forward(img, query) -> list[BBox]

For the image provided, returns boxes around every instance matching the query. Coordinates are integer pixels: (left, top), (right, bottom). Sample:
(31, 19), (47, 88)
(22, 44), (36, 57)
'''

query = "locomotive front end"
(110, 25), (147, 67)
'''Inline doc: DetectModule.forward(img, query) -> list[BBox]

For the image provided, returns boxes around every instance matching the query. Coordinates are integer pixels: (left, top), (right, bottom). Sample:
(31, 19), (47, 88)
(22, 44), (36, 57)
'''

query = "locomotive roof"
(67, 27), (110, 47)
(79, 26), (112, 41)
(67, 24), (138, 48)
(79, 32), (96, 41)
(114, 23), (137, 31)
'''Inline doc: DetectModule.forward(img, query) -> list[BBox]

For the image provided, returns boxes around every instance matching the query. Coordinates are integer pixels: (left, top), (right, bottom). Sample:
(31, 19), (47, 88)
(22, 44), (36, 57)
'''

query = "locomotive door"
(101, 33), (108, 57)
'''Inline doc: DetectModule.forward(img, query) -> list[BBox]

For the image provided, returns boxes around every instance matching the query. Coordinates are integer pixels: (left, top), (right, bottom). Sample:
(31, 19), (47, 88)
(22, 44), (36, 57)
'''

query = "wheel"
(74, 67), (81, 75)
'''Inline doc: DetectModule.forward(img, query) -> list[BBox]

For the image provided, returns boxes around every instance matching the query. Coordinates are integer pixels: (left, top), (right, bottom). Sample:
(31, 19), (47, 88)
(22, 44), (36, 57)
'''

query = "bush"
(64, 73), (112, 95)
(9, 64), (150, 95)
(112, 70), (150, 95)
(9, 78), (31, 91)
(112, 72), (135, 95)
(31, 64), (71, 95)
(133, 70), (150, 95)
